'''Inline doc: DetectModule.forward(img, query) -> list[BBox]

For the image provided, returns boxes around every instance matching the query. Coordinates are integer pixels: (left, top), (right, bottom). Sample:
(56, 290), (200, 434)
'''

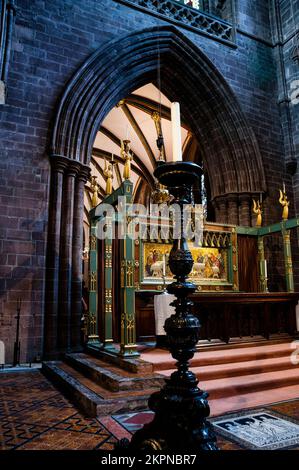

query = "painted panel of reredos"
(142, 242), (228, 282)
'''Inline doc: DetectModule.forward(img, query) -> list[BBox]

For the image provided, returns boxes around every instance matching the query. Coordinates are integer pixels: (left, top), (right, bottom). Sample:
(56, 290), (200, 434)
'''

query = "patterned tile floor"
(0, 370), (298, 450)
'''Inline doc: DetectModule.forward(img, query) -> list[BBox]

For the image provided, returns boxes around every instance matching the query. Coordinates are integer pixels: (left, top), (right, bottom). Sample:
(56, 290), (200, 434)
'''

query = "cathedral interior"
(1, 0), (299, 454)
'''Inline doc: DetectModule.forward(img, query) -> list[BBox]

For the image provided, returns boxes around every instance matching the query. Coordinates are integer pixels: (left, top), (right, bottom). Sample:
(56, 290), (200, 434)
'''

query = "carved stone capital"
(50, 154), (90, 181)
(227, 194), (238, 205)
(51, 154), (69, 174)
(238, 193), (251, 205)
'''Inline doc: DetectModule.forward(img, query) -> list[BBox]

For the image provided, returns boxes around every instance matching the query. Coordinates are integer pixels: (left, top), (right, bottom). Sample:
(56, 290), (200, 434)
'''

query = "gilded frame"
(134, 222), (239, 292)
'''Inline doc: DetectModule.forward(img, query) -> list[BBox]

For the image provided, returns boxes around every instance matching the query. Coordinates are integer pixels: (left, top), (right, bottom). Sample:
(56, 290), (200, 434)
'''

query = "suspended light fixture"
(290, 2), (299, 64)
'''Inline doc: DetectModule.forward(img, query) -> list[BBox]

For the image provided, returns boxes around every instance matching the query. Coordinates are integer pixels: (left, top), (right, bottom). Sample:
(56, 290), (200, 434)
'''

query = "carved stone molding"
(115, 0), (235, 45)
(51, 154), (90, 180)
(0, 0), (17, 104)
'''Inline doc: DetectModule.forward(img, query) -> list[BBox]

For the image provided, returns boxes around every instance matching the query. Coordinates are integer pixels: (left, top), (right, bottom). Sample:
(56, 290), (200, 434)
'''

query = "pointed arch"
(51, 25), (266, 198)
(45, 26), (267, 358)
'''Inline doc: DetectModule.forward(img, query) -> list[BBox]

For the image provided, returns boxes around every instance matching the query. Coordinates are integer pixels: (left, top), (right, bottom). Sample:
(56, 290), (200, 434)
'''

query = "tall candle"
(264, 260), (267, 278)
(162, 254), (166, 277)
(283, 182), (286, 193)
(171, 102), (182, 162)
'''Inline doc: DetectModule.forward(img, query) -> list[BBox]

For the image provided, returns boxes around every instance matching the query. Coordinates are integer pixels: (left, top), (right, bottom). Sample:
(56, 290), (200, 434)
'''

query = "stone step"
(209, 384), (299, 417)
(87, 344), (153, 374)
(143, 341), (295, 371)
(202, 367), (299, 400)
(161, 355), (296, 381)
(42, 361), (159, 417)
(65, 353), (165, 392)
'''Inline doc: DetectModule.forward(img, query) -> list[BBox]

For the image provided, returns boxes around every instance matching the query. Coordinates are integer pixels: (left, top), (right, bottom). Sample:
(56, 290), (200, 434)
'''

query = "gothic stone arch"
(44, 26), (266, 358)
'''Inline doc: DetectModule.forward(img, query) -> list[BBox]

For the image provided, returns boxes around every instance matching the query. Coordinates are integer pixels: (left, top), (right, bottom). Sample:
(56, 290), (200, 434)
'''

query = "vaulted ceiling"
(84, 83), (201, 228)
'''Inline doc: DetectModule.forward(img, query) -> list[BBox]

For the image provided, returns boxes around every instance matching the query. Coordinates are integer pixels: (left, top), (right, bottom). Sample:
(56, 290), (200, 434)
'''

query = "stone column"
(71, 164), (90, 351)
(58, 162), (78, 353)
(239, 193), (251, 226)
(44, 157), (67, 359)
(227, 195), (239, 225)
(214, 196), (228, 224)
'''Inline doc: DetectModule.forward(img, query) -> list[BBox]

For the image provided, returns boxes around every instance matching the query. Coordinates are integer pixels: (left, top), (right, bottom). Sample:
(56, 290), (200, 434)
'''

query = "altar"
(136, 290), (299, 346)
(84, 177), (299, 357)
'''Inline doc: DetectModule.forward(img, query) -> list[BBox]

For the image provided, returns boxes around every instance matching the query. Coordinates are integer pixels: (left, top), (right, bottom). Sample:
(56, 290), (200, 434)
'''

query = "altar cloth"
(154, 293), (176, 336)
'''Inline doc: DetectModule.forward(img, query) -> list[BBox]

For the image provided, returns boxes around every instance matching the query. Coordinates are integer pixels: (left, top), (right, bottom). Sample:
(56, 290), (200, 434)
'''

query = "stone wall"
(0, 0), (298, 362)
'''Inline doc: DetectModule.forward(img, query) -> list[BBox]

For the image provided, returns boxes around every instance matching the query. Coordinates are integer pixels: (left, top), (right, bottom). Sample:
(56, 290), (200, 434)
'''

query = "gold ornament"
(151, 179), (170, 204)
(279, 189), (289, 220)
(103, 159), (113, 195)
(90, 175), (100, 208)
(151, 111), (165, 162)
(252, 199), (262, 227)
(121, 139), (133, 180)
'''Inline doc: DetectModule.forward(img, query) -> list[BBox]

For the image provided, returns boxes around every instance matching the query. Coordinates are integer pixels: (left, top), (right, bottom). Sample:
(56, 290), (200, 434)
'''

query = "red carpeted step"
(200, 367), (299, 399)
(142, 342), (295, 371)
(209, 384), (299, 417)
(160, 355), (297, 380)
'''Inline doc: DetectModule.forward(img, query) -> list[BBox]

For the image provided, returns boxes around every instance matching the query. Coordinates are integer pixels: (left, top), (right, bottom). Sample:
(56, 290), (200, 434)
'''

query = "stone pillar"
(44, 157), (67, 359)
(227, 195), (239, 225)
(58, 162), (78, 353)
(215, 197), (228, 224)
(239, 193), (251, 226)
(211, 200), (219, 222)
(71, 165), (90, 351)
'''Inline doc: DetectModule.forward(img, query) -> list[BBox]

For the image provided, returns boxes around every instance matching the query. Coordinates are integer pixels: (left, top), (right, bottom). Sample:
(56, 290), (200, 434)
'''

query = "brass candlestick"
(124, 161), (218, 452)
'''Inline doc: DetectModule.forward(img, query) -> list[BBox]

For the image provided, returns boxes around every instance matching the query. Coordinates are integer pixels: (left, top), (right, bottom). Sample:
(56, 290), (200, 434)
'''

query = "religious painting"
(143, 243), (172, 280)
(141, 243), (229, 285)
(138, 222), (238, 292)
(188, 244), (228, 283)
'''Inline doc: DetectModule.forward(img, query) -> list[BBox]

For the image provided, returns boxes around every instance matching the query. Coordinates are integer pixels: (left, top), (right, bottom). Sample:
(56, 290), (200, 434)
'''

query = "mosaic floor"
(0, 370), (299, 450)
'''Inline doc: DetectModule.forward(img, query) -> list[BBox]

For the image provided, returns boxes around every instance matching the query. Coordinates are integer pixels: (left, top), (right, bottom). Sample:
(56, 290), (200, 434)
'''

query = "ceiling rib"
(121, 103), (157, 170)
(92, 148), (145, 181)
(97, 127), (155, 186)
(126, 93), (189, 129)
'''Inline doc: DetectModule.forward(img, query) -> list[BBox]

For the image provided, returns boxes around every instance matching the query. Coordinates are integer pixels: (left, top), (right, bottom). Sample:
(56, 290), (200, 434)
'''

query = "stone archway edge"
(44, 26), (267, 358)
(51, 26), (266, 196)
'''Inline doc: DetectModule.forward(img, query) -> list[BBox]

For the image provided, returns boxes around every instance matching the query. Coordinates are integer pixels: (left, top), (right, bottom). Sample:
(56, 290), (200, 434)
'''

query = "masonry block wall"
(277, 0), (299, 211)
(0, 0), (298, 363)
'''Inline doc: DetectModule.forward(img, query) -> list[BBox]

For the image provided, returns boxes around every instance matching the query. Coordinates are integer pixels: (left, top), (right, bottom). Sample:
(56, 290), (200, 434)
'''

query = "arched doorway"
(44, 25), (266, 359)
